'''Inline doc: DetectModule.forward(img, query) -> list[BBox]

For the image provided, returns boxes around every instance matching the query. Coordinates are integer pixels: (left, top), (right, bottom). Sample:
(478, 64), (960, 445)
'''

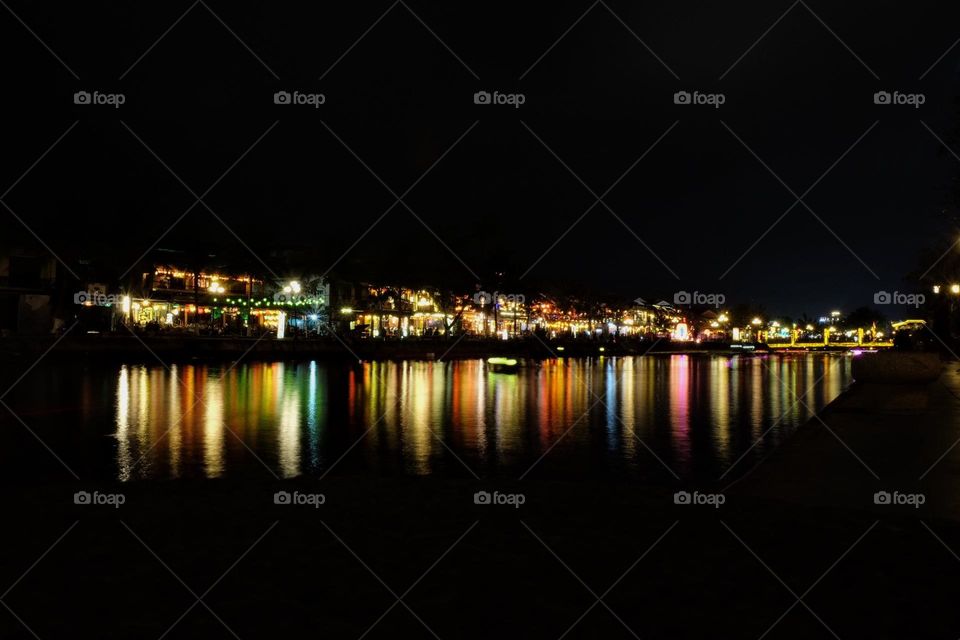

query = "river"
(0, 353), (851, 483)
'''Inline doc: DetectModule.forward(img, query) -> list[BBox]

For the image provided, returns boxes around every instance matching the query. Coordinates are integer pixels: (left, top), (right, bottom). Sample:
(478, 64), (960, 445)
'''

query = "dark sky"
(3, 1), (960, 317)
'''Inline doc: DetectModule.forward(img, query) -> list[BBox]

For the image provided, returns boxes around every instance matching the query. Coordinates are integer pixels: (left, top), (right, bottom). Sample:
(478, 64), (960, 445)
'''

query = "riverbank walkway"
(735, 364), (960, 521)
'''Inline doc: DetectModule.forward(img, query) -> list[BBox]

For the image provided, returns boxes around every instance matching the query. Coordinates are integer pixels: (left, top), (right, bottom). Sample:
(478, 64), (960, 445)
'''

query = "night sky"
(3, 1), (960, 317)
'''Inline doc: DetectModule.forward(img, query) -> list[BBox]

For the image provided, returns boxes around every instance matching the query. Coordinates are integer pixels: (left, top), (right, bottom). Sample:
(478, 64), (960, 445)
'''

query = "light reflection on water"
(98, 354), (850, 482)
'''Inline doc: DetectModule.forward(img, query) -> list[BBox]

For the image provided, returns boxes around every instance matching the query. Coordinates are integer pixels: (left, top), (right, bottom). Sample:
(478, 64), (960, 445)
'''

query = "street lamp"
(280, 281), (303, 337)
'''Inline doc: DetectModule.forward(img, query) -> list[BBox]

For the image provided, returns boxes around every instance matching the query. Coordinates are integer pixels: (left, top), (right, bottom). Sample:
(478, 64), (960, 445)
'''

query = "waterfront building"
(818, 310), (843, 326)
(122, 264), (268, 331)
(336, 284), (450, 337)
(0, 245), (58, 335)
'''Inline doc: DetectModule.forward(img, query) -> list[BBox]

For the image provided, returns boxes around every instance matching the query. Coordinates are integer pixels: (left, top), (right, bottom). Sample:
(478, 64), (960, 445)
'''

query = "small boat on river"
(486, 357), (519, 373)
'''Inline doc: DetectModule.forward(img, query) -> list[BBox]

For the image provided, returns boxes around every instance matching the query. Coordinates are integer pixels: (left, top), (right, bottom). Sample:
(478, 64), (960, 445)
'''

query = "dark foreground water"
(0, 353), (851, 483)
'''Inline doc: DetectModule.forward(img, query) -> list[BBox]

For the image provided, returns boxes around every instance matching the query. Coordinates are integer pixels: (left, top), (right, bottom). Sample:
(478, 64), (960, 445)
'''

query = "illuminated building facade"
(337, 285), (450, 337)
(454, 294), (529, 338)
(818, 310), (843, 326)
(116, 265), (706, 341)
(124, 265), (280, 332)
(523, 298), (682, 339)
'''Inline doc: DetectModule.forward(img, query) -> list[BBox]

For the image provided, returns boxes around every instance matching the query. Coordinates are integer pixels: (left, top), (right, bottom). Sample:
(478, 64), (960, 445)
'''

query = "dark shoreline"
(0, 334), (788, 364)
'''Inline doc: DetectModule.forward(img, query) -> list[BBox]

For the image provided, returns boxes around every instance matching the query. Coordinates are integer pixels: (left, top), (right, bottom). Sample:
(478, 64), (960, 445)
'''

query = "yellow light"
(933, 285), (941, 294)
(951, 284), (960, 294)
(751, 317), (761, 325)
(340, 307), (353, 314)
(121, 295), (131, 314)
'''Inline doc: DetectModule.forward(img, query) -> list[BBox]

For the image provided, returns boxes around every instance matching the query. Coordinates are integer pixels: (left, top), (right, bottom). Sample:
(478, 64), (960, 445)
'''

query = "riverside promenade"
(733, 362), (960, 521)
(0, 333), (758, 363)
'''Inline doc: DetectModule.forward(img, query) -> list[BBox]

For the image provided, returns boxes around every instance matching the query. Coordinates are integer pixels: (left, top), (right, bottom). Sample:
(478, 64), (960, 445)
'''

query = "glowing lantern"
(674, 322), (689, 341)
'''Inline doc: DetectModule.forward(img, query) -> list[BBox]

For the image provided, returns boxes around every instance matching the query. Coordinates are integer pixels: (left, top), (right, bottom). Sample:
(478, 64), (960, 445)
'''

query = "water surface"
(0, 353), (852, 483)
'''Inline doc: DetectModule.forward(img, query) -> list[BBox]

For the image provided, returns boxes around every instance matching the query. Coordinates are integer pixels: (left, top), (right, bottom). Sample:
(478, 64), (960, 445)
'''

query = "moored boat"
(487, 357), (519, 373)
